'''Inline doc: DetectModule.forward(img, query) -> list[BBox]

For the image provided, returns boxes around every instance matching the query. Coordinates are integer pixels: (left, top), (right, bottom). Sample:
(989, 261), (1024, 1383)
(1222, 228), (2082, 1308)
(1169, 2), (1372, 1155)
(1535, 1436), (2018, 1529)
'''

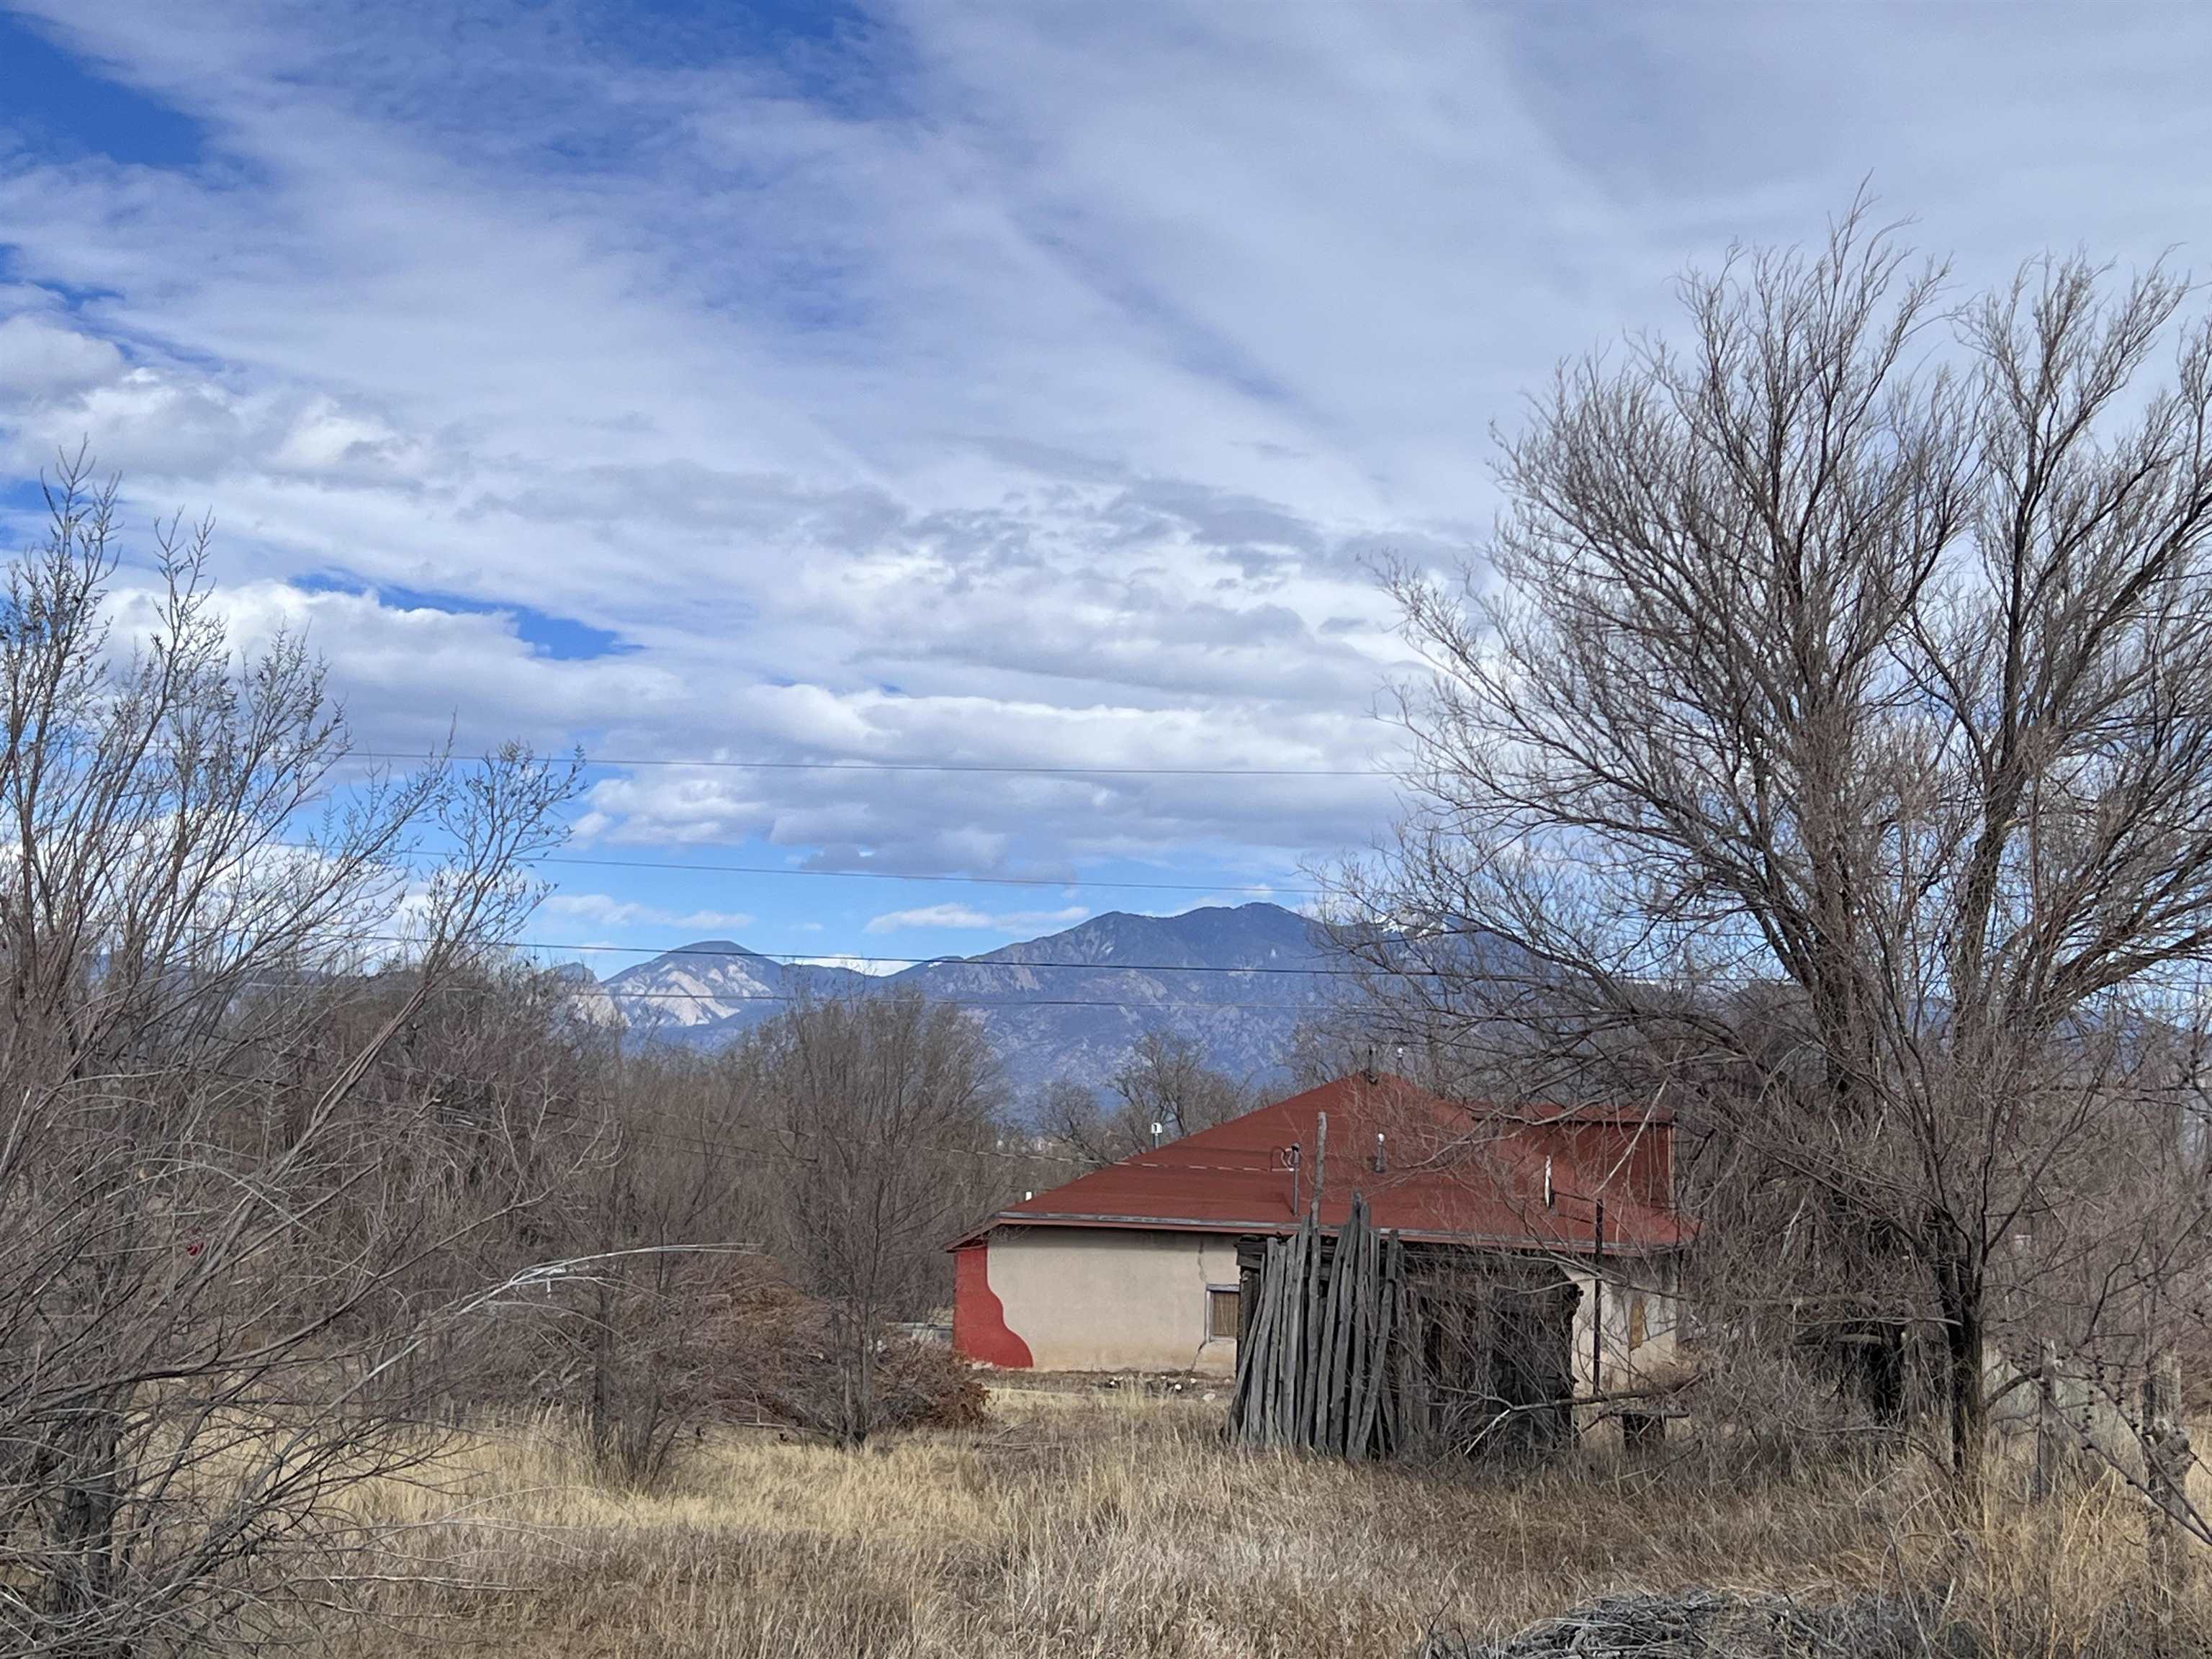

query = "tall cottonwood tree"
(1338, 210), (2212, 1488)
(0, 457), (586, 1654)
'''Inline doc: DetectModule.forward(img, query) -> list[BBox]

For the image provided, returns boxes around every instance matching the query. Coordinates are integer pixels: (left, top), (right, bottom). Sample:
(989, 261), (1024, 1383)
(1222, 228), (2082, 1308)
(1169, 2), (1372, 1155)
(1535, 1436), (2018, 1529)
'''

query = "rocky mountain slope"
(597, 902), (1341, 1107)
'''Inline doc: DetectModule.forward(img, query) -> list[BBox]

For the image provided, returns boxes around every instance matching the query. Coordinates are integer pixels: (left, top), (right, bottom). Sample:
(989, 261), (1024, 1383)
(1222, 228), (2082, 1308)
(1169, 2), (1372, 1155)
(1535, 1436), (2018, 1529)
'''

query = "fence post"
(2032, 1339), (2060, 1501)
(1308, 1113), (1328, 1224)
(1587, 1202), (1605, 1437)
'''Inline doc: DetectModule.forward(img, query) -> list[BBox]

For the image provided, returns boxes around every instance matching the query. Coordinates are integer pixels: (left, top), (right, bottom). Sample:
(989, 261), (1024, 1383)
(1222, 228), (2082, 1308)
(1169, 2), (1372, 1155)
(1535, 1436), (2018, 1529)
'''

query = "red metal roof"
(957, 1074), (1689, 1254)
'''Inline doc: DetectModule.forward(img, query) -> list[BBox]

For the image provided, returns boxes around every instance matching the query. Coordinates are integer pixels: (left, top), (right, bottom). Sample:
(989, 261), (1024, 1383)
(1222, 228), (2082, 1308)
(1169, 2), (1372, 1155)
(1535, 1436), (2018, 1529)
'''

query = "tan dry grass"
(325, 1388), (2210, 1659)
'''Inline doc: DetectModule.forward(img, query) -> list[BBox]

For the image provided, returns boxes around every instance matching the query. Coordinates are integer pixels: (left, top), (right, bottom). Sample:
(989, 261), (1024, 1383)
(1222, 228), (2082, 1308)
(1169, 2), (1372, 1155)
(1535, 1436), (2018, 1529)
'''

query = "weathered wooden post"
(1587, 1200), (1605, 1439)
(2144, 1353), (2192, 1650)
(2032, 1339), (2061, 1501)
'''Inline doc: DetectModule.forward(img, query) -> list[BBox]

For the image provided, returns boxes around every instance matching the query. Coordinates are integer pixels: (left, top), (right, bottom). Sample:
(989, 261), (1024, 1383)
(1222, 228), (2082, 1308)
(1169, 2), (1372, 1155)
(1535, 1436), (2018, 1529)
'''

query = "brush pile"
(1420, 1588), (1978, 1658)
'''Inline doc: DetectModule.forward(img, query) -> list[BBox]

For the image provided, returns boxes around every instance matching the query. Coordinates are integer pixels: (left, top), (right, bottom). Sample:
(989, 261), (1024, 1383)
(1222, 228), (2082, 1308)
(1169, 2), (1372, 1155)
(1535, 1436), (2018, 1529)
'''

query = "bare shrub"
(683, 1256), (987, 1437)
(0, 457), (586, 1655)
(1042, 1030), (1254, 1168)
(742, 990), (1005, 1444)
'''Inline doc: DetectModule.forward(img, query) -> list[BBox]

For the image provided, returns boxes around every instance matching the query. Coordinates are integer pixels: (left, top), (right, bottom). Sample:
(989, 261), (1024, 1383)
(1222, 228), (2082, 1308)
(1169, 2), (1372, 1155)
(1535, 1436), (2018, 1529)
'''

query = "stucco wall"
(1568, 1256), (1683, 1396)
(958, 1225), (1687, 1387)
(970, 1226), (1245, 1375)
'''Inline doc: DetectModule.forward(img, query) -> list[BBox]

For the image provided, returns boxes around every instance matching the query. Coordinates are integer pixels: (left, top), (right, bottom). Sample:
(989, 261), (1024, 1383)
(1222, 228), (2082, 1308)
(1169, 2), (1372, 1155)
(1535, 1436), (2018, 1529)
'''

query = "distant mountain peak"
(657, 937), (762, 960)
(595, 901), (1337, 1107)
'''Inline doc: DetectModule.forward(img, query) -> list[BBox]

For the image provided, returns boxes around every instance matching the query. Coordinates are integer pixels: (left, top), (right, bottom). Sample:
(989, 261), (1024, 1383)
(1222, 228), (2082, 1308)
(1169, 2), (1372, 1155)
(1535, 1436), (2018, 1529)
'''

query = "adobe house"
(950, 1074), (1689, 1417)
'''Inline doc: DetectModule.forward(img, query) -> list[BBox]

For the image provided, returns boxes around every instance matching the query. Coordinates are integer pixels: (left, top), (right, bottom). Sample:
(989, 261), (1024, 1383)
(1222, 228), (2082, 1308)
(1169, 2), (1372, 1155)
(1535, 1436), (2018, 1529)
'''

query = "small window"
(1207, 1286), (1241, 1341)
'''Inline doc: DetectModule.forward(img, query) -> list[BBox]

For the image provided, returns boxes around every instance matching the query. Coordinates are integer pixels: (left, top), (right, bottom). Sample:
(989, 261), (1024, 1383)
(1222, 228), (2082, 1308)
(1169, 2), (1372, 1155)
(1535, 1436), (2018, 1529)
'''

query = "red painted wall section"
(953, 1241), (1033, 1368)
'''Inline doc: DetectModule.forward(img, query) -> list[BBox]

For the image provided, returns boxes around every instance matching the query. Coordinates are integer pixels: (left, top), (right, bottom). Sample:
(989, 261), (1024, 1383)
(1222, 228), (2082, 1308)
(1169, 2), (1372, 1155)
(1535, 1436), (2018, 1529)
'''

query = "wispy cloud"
(865, 903), (1089, 936)
(542, 892), (754, 934)
(4, 2), (2206, 958)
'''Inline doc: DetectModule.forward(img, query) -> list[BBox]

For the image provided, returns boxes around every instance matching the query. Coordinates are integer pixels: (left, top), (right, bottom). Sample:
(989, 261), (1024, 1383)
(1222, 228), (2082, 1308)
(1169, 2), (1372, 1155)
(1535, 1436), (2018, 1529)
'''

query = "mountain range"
(589, 902), (1342, 1106)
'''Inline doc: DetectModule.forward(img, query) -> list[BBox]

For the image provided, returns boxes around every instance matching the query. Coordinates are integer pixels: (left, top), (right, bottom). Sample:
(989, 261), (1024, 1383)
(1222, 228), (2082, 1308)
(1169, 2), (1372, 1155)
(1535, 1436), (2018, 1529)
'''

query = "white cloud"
(6, 0), (2211, 945)
(0, 315), (127, 399)
(865, 903), (1089, 935)
(541, 892), (755, 934)
(96, 577), (675, 758)
(866, 904), (992, 932)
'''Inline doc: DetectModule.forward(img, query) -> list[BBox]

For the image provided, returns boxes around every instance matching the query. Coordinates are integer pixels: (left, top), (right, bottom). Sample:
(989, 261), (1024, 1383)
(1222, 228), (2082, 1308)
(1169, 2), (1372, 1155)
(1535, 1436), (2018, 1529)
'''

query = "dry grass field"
(327, 1385), (2209, 1659)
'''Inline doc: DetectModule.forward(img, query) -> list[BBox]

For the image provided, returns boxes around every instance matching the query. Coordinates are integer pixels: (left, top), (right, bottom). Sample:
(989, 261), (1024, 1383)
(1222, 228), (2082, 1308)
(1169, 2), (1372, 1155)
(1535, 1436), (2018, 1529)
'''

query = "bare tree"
(1042, 1032), (1252, 1167)
(746, 990), (1004, 1444)
(561, 1043), (778, 1486)
(747, 995), (1008, 1451)
(1338, 207), (2212, 1491)
(0, 457), (585, 1655)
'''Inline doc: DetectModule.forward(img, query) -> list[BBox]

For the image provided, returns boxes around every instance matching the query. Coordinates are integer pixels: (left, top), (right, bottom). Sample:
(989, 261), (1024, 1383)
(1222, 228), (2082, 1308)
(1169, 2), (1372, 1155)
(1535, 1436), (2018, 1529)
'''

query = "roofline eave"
(948, 1209), (1689, 1256)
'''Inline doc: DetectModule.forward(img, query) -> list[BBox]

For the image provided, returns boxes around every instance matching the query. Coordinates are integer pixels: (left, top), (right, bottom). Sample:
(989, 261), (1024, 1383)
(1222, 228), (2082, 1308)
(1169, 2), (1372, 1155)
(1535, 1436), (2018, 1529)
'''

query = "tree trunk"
(2032, 1339), (2060, 1501)
(44, 1402), (124, 1634)
(855, 1321), (876, 1447)
(1936, 1256), (1987, 1491)
(835, 1305), (873, 1447)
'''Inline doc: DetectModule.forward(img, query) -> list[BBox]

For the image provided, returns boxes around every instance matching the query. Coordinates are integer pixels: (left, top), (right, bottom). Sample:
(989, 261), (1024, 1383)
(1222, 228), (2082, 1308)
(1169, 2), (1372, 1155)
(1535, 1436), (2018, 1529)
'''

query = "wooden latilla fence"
(1227, 1193), (1412, 1460)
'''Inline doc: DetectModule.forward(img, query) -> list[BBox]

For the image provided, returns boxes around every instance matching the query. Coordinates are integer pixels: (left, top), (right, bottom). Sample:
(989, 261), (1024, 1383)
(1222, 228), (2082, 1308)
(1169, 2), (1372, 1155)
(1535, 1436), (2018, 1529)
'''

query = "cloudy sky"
(2, 1), (2208, 972)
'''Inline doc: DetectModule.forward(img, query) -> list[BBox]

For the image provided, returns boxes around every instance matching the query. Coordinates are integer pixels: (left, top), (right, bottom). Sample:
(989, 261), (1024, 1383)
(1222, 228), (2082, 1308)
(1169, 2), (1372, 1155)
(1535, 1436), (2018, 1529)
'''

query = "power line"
(268, 950), (2212, 1018)
(205, 1056), (1089, 1172)
(505, 938), (1364, 976)
(526, 1107), (1288, 1180)
(284, 1048), (1572, 1185)
(349, 750), (1398, 779)
(374, 1062), (1386, 1181)
(325, 931), (1374, 977)
(278, 1055), (1305, 1177)
(552, 986), (1323, 1012)
(522, 853), (1321, 898)
(239, 973), (1334, 1015)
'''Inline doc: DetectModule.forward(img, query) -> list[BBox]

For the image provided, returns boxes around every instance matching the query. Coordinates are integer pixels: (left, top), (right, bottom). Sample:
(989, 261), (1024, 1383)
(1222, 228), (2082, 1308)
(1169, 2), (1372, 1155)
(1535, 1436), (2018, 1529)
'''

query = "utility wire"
(238, 975), (1337, 1015)
(294, 1056), (1310, 1176)
(486, 938), (1368, 976)
(518, 853), (1321, 898)
(556, 987), (1324, 1012)
(350, 750), (1396, 778)
(532, 1112), (1285, 1180)
(295, 1053), (1578, 1184)
(257, 953), (2212, 1015)
(300, 931), (1386, 976)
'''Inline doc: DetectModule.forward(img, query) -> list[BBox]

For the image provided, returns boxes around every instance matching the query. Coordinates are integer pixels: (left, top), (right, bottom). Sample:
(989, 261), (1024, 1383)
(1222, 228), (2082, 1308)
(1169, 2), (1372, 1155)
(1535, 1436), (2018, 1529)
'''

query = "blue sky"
(5, 1), (2212, 974)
